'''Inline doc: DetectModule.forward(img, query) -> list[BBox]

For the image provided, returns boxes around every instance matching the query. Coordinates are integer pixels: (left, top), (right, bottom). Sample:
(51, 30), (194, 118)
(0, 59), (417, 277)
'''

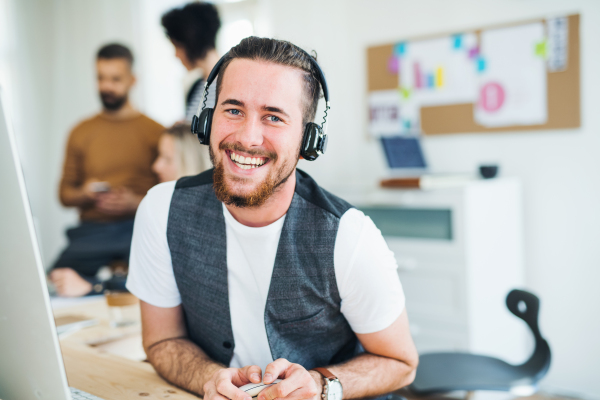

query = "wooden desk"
(53, 298), (199, 399)
(52, 299), (569, 400)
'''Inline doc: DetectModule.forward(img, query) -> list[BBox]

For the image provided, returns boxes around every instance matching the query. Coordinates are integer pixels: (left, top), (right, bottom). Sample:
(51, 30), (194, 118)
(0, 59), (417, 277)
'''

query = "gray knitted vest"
(166, 168), (359, 370)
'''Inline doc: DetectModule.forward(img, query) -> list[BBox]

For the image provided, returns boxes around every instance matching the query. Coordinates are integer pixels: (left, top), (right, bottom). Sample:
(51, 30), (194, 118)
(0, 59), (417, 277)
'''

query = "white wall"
(261, 0), (600, 397)
(3, 0), (599, 397)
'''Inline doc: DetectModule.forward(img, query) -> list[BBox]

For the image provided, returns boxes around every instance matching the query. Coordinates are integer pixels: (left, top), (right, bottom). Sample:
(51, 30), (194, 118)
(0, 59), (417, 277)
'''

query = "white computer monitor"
(0, 89), (74, 399)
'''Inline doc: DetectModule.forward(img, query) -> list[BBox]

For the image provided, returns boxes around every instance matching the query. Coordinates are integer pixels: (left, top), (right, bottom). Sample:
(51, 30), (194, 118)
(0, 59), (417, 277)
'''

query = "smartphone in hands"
(90, 181), (111, 193)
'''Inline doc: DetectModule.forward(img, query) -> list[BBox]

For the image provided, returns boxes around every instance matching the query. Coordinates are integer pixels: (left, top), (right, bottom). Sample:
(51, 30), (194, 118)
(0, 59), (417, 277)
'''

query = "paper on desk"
(474, 22), (548, 127)
(55, 315), (99, 338)
(50, 294), (105, 310)
(396, 33), (479, 132)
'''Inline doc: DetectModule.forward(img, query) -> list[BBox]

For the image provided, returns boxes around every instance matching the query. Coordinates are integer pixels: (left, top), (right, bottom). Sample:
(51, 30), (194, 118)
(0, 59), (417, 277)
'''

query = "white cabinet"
(339, 178), (528, 363)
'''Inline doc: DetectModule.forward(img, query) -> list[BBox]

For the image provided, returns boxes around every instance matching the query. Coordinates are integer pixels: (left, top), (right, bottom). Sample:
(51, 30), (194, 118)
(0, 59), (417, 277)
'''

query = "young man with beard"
(126, 37), (418, 400)
(50, 43), (164, 297)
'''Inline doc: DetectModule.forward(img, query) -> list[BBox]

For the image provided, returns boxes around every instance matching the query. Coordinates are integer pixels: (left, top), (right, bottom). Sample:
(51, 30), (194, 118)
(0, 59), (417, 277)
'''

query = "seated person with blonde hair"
(153, 123), (212, 183)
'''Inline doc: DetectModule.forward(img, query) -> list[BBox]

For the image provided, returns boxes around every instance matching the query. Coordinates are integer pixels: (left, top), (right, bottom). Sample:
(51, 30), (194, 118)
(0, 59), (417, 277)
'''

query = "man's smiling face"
(209, 58), (306, 207)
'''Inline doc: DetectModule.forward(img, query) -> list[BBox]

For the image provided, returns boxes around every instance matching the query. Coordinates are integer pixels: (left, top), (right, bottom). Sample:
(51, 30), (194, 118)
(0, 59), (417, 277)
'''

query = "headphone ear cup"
(197, 108), (214, 145)
(300, 123), (321, 161)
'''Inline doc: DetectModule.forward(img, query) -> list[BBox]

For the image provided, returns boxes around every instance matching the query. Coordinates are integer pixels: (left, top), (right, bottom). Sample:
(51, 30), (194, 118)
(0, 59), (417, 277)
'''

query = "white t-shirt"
(126, 181), (405, 372)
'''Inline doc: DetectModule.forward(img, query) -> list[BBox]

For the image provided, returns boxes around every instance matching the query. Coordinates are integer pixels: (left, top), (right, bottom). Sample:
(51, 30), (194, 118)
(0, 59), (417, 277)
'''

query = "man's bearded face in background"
(96, 58), (135, 112)
(100, 91), (128, 111)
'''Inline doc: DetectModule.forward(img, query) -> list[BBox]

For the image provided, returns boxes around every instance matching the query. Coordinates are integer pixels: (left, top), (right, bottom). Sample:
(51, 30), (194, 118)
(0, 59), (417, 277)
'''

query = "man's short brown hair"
(215, 37), (322, 127)
(97, 43), (134, 66)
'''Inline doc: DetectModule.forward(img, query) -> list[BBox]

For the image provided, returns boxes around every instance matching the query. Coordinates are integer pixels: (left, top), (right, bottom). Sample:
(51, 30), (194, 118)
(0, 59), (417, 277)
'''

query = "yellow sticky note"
(436, 67), (444, 88)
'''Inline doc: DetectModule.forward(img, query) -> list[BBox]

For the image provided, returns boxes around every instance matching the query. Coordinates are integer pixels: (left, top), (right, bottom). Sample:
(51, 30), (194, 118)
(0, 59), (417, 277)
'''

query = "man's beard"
(100, 92), (127, 111)
(211, 141), (298, 208)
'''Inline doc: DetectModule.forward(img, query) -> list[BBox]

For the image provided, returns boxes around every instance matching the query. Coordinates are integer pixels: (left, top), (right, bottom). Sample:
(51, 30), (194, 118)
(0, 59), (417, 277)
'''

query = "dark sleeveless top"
(166, 168), (359, 369)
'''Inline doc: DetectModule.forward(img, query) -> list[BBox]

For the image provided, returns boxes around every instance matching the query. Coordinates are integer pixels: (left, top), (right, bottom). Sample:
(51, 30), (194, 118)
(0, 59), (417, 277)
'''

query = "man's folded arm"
(140, 300), (223, 396)
(320, 311), (418, 399)
(258, 311), (418, 400)
(321, 210), (418, 398)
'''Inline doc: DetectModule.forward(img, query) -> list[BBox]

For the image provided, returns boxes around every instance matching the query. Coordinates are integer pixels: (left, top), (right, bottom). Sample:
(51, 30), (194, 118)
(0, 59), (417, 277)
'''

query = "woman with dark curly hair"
(162, 2), (221, 121)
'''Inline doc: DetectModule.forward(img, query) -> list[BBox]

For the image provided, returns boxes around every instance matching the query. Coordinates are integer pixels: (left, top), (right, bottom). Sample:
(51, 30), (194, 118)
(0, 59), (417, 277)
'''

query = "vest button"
(223, 341), (232, 349)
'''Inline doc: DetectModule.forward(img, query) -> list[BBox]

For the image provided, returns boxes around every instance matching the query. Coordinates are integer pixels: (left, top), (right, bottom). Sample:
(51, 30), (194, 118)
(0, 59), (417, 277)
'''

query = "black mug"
(479, 165), (499, 179)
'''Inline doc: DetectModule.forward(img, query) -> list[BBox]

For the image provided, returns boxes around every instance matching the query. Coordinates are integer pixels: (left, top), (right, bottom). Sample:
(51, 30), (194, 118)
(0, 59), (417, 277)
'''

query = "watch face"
(327, 381), (343, 400)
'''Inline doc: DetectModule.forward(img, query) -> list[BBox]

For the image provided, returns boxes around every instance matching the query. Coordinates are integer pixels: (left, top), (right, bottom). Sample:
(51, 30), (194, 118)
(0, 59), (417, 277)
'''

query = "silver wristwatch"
(312, 367), (343, 400)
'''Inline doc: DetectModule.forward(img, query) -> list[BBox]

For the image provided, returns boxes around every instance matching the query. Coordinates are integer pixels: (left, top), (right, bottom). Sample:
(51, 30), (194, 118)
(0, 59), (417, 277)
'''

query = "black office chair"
(410, 289), (551, 396)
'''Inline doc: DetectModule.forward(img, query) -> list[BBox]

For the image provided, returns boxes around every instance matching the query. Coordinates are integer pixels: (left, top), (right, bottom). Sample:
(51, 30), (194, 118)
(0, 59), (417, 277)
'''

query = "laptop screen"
(380, 136), (427, 169)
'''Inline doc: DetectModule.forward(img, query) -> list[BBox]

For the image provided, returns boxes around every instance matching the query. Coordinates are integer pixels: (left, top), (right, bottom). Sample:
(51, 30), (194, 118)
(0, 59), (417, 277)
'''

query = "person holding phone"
(126, 37), (418, 400)
(49, 43), (164, 297)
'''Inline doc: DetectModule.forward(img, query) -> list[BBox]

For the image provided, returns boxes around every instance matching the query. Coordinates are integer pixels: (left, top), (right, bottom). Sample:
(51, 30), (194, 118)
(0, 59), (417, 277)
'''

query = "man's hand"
(203, 365), (264, 400)
(81, 178), (104, 203)
(49, 268), (93, 297)
(96, 187), (142, 216)
(258, 359), (322, 400)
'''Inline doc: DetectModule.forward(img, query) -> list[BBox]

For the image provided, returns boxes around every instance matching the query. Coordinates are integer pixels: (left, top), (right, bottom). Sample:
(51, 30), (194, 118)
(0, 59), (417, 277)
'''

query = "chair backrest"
(506, 289), (542, 340)
(506, 289), (552, 380)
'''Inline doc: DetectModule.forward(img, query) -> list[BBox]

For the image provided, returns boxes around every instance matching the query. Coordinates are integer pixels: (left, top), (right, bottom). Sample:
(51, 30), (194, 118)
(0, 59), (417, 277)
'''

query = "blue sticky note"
(427, 74), (434, 88)
(395, 42), (407, 56)
(453, 35), (462, 49)
(477, 57), (486, 73)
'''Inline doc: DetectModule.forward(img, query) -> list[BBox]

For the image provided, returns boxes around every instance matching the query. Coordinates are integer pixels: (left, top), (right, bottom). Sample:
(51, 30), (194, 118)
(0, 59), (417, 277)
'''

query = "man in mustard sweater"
(49, 44), (164, 297)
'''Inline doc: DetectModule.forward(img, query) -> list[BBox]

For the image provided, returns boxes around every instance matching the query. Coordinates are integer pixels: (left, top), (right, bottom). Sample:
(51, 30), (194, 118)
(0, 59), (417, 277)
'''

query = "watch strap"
(311, 367), (337, 380)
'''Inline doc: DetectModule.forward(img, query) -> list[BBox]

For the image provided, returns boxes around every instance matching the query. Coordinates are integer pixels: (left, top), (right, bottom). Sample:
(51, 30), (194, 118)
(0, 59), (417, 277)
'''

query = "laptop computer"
(379, 135), (473, 189)
(0, 89), (105, 400)
(380, 136), (428, 177)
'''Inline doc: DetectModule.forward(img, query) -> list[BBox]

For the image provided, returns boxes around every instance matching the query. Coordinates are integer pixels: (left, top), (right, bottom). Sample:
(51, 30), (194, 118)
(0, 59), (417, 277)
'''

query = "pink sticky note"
(479, 82), (505, 112)
(468, 46), (480, 59)
(387, 56), (399, 74)
(414, 62), (422, 89)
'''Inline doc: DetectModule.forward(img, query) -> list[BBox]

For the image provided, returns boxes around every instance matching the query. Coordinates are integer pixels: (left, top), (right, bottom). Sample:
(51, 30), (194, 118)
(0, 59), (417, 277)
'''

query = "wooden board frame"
(366, 14), (580, 135)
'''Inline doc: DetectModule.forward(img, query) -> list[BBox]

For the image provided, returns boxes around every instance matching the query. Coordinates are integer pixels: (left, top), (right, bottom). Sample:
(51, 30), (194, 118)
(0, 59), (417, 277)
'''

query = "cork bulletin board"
(366, 14), (580, 135)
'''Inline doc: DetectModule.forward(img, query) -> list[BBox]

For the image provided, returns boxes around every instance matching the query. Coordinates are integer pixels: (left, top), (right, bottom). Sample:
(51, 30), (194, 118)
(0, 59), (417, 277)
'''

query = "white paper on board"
(396, 33), (479, 132)
(368, 89), (402, 137)
(474, 23), (548, 127)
